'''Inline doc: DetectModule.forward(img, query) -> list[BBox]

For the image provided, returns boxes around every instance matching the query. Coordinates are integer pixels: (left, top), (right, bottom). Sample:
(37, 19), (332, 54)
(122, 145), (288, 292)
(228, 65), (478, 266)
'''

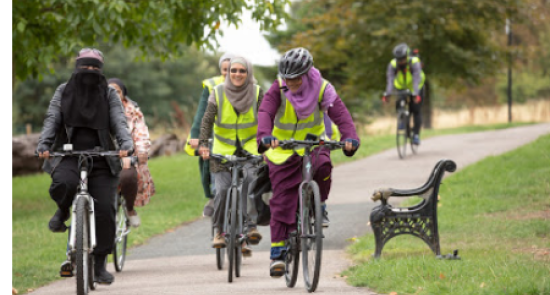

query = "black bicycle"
(207, 153), (263, 283)
(38, 147), (124, 295)
(391, 89), (418, 159)
(277, 136), (346, 293)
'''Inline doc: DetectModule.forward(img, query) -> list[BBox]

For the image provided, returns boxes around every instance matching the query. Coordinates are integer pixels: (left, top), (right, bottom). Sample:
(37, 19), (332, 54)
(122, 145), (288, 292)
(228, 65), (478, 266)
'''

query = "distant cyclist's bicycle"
(277, 136), (346, 293)
(390, 89), (418, 159)
(202, 152), (263, 283)
(39, 146), (124, 295)
(112, 156), (138, 272)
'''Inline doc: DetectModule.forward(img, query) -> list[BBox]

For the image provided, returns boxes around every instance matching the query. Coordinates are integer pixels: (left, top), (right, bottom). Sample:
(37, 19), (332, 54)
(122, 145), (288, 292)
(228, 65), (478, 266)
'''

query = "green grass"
(343, 133), (550, 295)
(12, 154), (205, 293)
(11, 122), (533, 293)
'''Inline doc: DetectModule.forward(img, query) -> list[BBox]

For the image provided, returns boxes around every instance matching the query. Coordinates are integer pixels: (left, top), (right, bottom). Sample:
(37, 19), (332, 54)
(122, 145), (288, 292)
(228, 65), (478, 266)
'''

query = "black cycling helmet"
(278, 47), (314, 79)
(393, 43), (409, 60)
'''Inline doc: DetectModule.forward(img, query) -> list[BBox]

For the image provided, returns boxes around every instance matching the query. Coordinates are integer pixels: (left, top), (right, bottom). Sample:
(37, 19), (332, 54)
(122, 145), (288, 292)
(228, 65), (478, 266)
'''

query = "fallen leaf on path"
(389, 292), (398, 295)
(166, 229), (175, 233)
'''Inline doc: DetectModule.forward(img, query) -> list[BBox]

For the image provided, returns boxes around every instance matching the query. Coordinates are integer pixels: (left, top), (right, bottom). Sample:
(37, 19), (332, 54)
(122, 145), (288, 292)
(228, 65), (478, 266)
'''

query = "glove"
(344, 138), (359, 152)
(382, 96), (387, 103)
(261, 136), (278, 148)
(414, 95), (421, 103)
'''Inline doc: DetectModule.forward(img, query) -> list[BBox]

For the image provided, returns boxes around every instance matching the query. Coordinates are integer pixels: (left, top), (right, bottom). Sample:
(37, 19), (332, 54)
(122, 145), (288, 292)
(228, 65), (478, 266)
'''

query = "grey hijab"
(224, 57), (256, 113)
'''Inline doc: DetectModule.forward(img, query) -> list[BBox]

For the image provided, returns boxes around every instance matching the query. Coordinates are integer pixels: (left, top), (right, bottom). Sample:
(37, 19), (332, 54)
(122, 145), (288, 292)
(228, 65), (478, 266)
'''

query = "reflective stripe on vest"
(202, 75), (225, 92)
(390, 57), (425, 91)
(265, 77), (328, 165)
(212, 84), (260, 156)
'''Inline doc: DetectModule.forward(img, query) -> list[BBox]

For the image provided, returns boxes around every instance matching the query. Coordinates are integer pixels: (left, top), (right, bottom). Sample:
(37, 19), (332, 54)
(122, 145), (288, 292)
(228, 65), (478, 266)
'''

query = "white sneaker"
(128, 213), (141, 228)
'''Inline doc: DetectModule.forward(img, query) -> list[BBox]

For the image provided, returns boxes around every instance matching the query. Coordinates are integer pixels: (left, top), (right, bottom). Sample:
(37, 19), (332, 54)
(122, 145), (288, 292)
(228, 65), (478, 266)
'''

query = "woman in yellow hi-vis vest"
(186, 53), (235, 218)
(198, 57), (264, 256)
(256, 48), (360, 277)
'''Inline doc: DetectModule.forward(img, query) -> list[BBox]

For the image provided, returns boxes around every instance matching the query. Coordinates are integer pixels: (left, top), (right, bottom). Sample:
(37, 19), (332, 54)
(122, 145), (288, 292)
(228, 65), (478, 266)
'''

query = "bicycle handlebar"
(209, 153), (264, 165)
(36, 150), (139, 165)
(278, 139), (346, 151)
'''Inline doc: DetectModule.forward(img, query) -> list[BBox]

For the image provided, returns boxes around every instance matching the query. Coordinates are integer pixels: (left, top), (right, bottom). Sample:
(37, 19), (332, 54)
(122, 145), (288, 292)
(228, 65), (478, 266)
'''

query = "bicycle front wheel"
(114, 195), (128, 272)
(227, 187), (238, 283)
(396, 113), (407, 159)
(285, 230), (300, 288)
(301, 182), (323, 292)
(75, 197), (90, 295)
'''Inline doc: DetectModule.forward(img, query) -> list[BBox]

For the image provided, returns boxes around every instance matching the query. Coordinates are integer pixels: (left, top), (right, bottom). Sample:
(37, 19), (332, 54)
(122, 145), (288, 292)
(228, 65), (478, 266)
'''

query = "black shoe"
(94, 254), (114, 285)
(59, 260), (74, 277)
(49, 209), (70, 233)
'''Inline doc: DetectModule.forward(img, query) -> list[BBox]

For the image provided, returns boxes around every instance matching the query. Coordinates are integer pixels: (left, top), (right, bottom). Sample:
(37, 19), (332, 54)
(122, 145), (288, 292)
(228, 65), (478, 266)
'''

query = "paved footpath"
(32, 123), (550, 295)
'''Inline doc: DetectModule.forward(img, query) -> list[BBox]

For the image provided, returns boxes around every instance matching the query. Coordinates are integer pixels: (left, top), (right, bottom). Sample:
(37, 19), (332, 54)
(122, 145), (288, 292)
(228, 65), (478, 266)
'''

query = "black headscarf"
(61, 58), (110, 130)
(107, 78), (127, 97)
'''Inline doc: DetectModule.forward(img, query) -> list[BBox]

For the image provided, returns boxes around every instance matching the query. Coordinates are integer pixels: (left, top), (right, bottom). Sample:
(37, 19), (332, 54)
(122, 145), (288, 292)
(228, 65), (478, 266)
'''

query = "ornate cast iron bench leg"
(369, 159), (456, 258)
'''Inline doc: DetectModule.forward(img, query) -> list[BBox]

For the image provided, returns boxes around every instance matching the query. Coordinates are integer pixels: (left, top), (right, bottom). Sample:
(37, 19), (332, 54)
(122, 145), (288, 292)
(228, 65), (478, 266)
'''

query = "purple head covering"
(282, 67), (338, 120)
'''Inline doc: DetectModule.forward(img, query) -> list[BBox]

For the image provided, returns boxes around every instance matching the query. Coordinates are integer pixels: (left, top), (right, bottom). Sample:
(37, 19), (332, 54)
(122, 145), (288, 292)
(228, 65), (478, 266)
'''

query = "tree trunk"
(12, 134), (43, 176)
(422, 80), (433, 129)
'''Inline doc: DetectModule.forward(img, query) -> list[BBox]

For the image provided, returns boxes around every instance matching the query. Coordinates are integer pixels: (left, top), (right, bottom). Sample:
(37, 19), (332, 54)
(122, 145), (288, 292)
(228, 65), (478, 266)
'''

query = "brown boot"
(212, 233), (226, 248)
(247, 227), (262, 245)
(241, 242), (252, 257)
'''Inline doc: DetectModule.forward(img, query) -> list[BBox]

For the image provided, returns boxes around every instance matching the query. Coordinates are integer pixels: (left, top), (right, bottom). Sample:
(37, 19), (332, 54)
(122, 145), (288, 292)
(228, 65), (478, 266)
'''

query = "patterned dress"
(122, 97), (156, 207)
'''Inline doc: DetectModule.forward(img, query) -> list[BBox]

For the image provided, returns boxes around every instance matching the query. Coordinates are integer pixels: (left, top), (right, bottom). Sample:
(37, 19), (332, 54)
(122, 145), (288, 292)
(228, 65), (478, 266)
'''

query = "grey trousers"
(212, 164), (258, 232)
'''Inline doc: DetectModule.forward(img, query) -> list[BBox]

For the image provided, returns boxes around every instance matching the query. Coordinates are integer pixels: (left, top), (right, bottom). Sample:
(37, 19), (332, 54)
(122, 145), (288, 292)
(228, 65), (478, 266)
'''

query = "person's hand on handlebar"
(262, 136), (279, 149)
(381, 92), (388, 103)
(119, 150), (131, 170)
(188, 138), (199, 149)
(38, 150), (50, 159)
(199, 146), (210, 160)
(344, 139), (359, 152)
(414, 95), (422, 104)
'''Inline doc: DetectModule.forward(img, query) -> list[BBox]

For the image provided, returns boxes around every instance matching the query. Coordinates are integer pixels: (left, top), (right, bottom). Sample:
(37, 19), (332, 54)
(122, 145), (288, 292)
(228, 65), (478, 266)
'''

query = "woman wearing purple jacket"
(257, 48), (360, 277)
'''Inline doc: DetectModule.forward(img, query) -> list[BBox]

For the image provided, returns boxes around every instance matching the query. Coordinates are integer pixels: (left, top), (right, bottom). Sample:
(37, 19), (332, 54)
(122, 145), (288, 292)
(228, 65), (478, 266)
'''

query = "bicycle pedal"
(59, 261), (74, 277)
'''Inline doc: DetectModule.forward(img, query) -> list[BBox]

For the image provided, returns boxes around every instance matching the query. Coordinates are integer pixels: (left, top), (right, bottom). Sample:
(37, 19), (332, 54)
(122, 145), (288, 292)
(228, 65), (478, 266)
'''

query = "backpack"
(393, 48), (424, 75)
(247, 163), (272, 226)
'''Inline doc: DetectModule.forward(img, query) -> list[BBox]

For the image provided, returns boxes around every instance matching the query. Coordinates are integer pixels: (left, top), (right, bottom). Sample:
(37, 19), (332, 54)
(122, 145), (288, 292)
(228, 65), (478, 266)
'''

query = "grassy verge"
(11, 122), (532, 293)
(343, 133), (550, 294)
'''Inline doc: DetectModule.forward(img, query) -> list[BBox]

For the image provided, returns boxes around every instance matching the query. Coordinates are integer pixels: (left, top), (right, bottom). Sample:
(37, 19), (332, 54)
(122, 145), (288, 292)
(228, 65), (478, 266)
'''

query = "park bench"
(369, 159), (457, 258)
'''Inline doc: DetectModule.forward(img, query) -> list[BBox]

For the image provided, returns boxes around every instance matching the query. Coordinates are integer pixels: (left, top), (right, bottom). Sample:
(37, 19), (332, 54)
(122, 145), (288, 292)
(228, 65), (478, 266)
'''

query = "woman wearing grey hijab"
(198, 57), (264, 257)
(188, 52), (235, 218)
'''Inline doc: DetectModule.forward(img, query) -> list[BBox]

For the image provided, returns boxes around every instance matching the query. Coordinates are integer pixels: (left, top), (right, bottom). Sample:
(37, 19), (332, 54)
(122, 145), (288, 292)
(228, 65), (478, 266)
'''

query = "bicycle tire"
(227, 187), (238, 283)
(88, 255), (96, 290)
(396, 113), (407, 159)
(285, 229), (300, 288)
(301, 182), (323, 292)
(75, 197), (89, 295)
(216, 248), (225, 270)
(113, 195), (128, 272)
(235, 192), (242, 278)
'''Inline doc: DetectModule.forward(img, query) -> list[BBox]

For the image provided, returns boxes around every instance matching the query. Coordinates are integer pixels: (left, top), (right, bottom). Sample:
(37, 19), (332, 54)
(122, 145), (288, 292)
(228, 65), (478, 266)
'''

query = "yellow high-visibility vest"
(212, 84), (260, 156)
(265, 77), (328, 165)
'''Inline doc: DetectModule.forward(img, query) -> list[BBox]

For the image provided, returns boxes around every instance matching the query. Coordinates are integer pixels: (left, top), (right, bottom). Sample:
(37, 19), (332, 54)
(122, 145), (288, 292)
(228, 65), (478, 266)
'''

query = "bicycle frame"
(68, 166), (97, 252)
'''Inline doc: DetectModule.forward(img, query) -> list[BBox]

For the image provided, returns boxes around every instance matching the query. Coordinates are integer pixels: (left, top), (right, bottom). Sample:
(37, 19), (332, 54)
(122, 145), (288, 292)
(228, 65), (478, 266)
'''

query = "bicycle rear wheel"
(114, 195), (128, 272)
(409, 117), (418, 154)
(301, 182), (323, 292)
(285, 230), (300, 288)
(75, 197), (90, 295)
(396, 113), (407, 159)
(227, 187), (238, 283)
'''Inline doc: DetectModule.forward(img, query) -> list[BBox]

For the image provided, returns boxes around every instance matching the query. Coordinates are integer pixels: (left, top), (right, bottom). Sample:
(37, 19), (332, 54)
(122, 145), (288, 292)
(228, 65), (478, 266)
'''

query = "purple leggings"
(268, 148), (332, 243)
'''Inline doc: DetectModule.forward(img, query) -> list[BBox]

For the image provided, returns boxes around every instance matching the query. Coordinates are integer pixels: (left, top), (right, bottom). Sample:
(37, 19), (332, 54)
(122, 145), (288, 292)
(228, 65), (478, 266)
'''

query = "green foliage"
(268, 0), (549, 112)
(344, 133), (550, 294)
(12, 0), (289, 82)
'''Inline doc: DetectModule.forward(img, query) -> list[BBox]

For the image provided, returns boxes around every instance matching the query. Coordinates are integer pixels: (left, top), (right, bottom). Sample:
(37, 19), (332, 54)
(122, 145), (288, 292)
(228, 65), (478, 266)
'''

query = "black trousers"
(395, 87), (424, 135)
(49, 157), (118, 255)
